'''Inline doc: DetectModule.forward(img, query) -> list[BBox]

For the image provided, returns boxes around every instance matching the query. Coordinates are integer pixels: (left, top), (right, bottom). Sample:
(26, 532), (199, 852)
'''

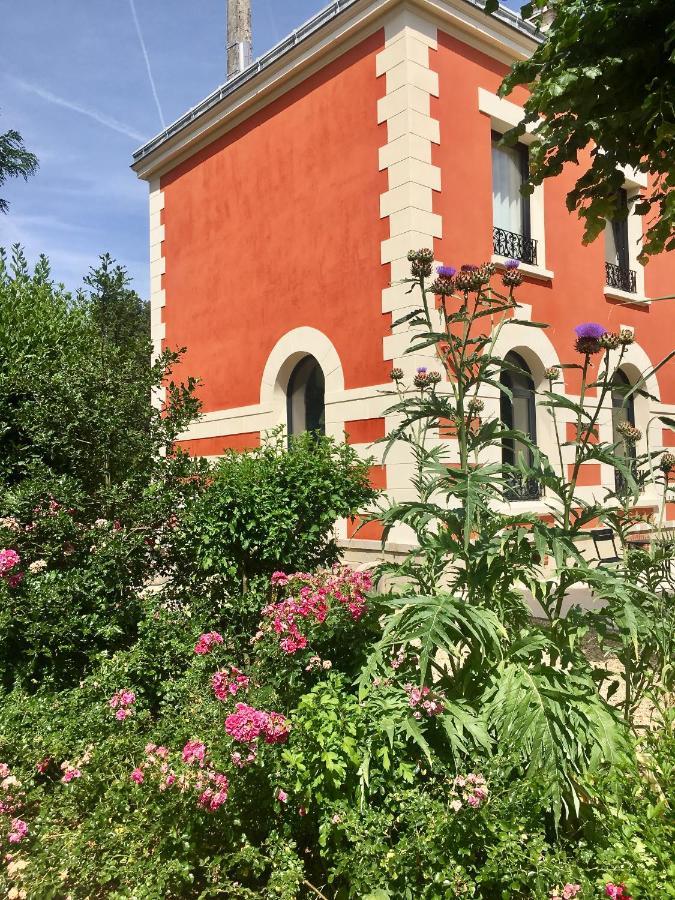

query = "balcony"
(493, 227), (538, 266)
(606, 261), (636, 294)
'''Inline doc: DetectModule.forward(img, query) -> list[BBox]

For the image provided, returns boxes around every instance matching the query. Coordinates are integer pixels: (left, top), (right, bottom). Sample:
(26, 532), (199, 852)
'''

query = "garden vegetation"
(0, 245), (673, 898)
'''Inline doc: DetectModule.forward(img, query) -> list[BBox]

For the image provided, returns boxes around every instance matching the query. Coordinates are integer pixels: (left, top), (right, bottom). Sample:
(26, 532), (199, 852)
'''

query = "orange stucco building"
(132, 0), (675, 547)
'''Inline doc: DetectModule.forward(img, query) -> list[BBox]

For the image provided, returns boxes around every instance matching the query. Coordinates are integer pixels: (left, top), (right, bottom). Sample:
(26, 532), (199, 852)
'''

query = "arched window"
(611, 369), (636, 493)
(287, 356), (325, 439)
(500, 351), (540, 500)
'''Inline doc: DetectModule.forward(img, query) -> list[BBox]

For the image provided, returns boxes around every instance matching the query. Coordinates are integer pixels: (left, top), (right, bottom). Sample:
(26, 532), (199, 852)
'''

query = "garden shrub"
(170, 431), (378, 601)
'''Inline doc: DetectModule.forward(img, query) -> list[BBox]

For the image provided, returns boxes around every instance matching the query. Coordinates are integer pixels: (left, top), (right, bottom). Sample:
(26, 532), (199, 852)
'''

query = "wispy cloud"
(11, 77), (147, 142)
(128, 0), (166, 130)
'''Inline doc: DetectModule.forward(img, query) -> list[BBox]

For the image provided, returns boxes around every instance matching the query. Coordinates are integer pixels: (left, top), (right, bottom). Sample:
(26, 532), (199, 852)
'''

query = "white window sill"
(604, 286), (650, 306)
(492, 255), (554, 283)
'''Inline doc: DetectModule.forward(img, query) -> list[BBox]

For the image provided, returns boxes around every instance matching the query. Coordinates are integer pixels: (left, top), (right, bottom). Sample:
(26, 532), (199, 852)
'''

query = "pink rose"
(130, 768), (144, 784)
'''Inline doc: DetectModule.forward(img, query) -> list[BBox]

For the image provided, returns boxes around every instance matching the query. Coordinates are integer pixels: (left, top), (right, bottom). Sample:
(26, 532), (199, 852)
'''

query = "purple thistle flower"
(505, 258), (520, 270)
(436, 265), (456, 278)
(574, 322), (606, 340)
(416, 366), (428, 375)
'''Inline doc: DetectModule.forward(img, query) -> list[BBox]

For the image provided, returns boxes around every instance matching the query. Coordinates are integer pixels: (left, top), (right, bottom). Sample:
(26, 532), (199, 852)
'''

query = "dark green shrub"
(170, 431), (377, 600)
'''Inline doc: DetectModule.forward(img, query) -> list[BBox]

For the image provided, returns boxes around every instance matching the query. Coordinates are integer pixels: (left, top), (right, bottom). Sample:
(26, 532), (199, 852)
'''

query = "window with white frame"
(605, 189), (637, 293)
(491, 132), (537, 266)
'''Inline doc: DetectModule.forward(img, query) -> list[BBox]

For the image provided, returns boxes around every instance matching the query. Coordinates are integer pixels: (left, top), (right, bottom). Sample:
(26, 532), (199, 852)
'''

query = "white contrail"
(13, 78), (146, 142)
(128, 0), (166, 130)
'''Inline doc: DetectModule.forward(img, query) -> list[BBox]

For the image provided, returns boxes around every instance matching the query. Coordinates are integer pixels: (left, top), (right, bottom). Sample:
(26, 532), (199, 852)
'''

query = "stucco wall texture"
(160, 30), (390, 415)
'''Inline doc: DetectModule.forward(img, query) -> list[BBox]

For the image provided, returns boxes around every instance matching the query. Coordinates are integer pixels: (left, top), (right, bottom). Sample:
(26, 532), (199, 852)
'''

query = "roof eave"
(131, 0), (541, 181)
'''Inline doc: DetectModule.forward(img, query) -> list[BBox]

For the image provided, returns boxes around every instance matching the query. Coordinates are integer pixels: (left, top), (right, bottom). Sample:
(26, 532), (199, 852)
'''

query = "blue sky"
(0, 0), (520, 296)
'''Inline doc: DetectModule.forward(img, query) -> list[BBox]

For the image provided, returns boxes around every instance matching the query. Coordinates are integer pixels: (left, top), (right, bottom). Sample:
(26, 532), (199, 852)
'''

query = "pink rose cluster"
(60, 765), (82, 783)
(130, 742), (229, 813)
(109, 689), (136, 721)
(450, 773), (488, 811)
(225, 703), (290, 745)
(606, 885), (631, 900)
(212, 667), (250, 700)
(194, 631), (224, 655)
(0, 549), (23, 588)
(262, 566), (372, 655)
(404, 683), (446, 718)
(1, 764), (28, 846)
(7, 818), (28, 845)
(550, 885), (582, 899)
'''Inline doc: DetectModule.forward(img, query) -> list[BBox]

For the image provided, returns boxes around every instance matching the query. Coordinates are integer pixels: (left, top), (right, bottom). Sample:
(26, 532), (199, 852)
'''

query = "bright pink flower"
(271, 571), (290, 586)
(225, 704), (269, 743)
(61, 767), (82, 783)
(0, 549), (20, 576)
(193, 631), (224, 655)
(562, 886), (581, 900)
(212, 667), (250, 701)
(0, 764), (10, 778)
(182, 740), (207, 766)
(36, 757), (51, 774)
(605, 885), (631, 900)
(115, 708), (133, 721)
(165, 773), (176, 787)
(7, 819), (28, 844)
(263, 712), (291, 745)
(277, 789), (288, 804)
(109, 689), (136, 711)
(130, 768), (144, 784)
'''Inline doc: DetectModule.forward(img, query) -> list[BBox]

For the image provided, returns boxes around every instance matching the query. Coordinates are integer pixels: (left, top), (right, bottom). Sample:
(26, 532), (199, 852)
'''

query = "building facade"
(131, 0), (675, 549)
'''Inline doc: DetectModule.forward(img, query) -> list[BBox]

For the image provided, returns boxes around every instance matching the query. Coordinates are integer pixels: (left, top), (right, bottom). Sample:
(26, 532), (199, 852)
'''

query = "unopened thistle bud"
(426, 371), (442, 385)
(389, 368), (403, 382)
(407, 248), (434, 279)
(618, 329), (635, 346)
(544, 366), (560, 381)
(616, 420), (642, 443)
(660, 451), (675, 474)
(599, 332), (621, 350)
(468, 397), (485, 415)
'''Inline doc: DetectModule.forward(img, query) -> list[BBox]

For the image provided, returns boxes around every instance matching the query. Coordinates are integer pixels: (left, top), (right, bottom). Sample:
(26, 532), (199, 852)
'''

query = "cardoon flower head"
(659, 451), (675, 474)
(505, 258), (520, 270)
(616, 421), (642, 443)
(468, 397), (485, 415)
(618, 328), (635, 346)
(599, 332), (621, 350)
(407, 248), (434, 279)
(431, 264), (456, 296)
(574, 322), (606, 355)
(389, 368), (403, 382)
(437, 265), (456, 278)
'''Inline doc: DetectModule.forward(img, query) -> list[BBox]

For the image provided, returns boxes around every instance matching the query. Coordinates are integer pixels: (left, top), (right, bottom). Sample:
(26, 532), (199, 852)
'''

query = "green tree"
(485, 0), (675, 259)
(0, 244), (200, 506)
(0, 118), (38, 213)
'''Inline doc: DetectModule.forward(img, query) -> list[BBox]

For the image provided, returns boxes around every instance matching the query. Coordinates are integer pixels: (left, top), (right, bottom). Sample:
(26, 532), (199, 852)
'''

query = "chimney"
(227, 0), (252, 79)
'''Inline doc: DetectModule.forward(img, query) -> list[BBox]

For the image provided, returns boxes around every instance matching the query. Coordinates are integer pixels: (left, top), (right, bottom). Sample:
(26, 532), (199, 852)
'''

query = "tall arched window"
(287, 355), (325, 439)
(500, 351), (540, 500)
(611, 369), (636, 493)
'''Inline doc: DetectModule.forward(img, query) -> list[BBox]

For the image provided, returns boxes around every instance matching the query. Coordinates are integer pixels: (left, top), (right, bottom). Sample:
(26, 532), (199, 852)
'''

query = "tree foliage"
(0, 118), (38, 213)
(485, 0), (675, 259)
(0, 244), (199, 506)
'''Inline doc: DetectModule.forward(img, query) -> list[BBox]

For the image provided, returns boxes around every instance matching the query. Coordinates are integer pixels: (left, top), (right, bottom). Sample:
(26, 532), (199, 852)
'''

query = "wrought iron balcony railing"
(606, 261), (637, 294)
(504, 473), (542, 503)
(493, 227), (538, 266)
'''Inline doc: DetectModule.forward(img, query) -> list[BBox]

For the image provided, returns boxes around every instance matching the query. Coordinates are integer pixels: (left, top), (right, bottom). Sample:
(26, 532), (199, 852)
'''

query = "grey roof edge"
(132, 0), (541, 167)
